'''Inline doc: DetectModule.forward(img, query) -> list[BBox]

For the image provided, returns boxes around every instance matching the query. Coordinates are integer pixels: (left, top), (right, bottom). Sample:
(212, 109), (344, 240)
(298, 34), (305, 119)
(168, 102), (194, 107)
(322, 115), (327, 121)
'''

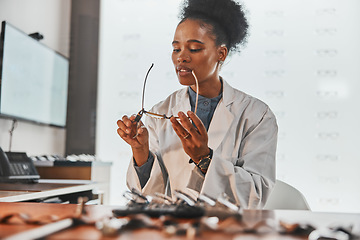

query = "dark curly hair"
(179, 0), (249, 54)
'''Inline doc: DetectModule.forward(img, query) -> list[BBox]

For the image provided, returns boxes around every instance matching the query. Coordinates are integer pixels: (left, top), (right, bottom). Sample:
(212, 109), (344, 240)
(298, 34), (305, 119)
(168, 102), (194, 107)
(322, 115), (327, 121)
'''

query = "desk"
(35, 161), (112, 204)
(1, 202), (360, 240)
(0, 179), (99, 203)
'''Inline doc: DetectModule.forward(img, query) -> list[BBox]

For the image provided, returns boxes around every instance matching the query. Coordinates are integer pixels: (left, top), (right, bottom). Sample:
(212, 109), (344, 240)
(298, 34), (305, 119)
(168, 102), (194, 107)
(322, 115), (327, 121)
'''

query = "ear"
(218, 45), (228, 62)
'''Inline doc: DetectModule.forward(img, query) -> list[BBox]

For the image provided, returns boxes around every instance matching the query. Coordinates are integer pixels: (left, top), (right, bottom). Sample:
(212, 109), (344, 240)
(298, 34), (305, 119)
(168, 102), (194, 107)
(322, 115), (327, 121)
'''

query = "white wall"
(98, 0), (360, 212)
(0, 0), (71, 156)
(97, 0), (181, 206)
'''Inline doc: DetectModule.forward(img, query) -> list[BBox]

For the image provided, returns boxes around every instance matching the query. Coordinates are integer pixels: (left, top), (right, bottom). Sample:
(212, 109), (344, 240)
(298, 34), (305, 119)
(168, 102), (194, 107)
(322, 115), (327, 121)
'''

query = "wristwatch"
(195, 148), (213, 171)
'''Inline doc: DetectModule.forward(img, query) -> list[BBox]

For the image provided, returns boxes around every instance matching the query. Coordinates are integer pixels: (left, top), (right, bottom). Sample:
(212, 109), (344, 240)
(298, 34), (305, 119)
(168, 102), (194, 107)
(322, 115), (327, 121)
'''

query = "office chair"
(263, 179), (311, 210)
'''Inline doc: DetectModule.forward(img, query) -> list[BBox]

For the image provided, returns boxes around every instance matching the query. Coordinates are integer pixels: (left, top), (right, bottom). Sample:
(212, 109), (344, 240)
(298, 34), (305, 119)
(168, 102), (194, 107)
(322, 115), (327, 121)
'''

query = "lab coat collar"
(208, 80), (235, 151)
(171, 79), (236, 151)
(171, 88), (191, 117)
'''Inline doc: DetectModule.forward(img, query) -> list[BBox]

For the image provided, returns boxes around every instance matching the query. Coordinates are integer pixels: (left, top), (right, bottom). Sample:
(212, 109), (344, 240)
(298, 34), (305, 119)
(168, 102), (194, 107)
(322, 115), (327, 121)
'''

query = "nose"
(177, 53), (190, 63)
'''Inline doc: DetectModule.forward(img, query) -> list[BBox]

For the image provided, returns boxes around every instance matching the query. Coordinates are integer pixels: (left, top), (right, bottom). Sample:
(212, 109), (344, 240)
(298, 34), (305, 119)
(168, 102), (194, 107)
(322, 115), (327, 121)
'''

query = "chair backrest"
(263, 179), (311, 210)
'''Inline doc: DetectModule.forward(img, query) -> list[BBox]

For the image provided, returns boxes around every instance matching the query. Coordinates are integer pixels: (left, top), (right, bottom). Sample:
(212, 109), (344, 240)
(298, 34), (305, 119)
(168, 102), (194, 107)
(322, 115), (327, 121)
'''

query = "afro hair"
(179, 0), (249, 54)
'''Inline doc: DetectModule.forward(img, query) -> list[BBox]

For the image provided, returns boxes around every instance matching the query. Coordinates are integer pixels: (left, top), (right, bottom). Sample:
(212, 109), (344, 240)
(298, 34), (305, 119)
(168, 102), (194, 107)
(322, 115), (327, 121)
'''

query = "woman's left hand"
(170, 111), (210, 163)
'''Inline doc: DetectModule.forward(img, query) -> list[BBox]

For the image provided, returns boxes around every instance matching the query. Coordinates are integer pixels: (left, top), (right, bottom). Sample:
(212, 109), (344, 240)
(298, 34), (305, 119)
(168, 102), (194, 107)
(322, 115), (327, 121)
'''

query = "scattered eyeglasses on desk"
(0, 197), (95, 240)
(2, 192), (360, 239)
(113, 188), (242, 220)
(308, 225), (358, 240)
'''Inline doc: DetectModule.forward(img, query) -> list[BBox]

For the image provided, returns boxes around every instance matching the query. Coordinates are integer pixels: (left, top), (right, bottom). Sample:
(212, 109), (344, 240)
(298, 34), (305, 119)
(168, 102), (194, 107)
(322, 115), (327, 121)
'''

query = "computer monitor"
(0, 21), (69, 127)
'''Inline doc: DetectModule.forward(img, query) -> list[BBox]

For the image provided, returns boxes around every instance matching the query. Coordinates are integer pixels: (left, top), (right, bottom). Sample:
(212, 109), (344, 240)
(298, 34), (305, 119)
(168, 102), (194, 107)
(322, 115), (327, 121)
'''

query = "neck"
(190, 76), (222, 98)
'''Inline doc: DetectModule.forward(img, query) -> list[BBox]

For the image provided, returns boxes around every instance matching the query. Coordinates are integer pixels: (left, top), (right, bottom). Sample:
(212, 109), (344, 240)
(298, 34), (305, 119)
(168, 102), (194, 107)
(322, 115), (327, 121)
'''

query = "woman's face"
(172, 19), (225, 88)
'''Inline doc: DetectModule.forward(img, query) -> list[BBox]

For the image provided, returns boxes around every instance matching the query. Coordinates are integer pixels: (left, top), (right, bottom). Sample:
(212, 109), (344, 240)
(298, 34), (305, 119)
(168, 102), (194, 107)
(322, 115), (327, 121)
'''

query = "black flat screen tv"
(0, 21), (69, 127)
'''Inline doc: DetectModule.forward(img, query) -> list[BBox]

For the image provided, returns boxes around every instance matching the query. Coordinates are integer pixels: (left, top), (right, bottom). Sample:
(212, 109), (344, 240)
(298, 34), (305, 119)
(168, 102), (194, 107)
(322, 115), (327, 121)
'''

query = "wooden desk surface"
(1, 202), (360, 240)
(0, 179), (98, 202)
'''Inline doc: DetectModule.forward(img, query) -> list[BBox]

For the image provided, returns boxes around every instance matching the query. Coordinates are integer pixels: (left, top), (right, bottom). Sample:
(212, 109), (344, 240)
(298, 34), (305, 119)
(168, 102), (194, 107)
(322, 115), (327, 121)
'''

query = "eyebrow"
(172, 39), (205, 45)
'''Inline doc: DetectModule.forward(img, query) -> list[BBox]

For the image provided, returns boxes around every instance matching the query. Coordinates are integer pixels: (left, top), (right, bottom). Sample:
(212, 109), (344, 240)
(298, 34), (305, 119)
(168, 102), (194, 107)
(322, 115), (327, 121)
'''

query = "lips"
(176, 66), (192, 77)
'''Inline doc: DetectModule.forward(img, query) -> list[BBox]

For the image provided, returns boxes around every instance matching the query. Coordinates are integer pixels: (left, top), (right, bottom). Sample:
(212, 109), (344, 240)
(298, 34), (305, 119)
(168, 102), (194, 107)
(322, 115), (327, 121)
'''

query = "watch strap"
(189, 148), (213, 171)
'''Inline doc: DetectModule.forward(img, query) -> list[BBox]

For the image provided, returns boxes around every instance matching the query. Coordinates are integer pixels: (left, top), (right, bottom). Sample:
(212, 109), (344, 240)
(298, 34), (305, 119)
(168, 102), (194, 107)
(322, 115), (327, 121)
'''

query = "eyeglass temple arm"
(191, 70), (199, 116)
(133, 63), (154, 123)
(141, 63), (154, 110)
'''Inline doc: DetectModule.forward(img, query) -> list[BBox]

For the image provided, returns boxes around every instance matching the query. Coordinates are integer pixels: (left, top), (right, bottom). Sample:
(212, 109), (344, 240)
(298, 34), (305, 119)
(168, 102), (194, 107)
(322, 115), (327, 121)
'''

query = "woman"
(117, 0), (278, 209)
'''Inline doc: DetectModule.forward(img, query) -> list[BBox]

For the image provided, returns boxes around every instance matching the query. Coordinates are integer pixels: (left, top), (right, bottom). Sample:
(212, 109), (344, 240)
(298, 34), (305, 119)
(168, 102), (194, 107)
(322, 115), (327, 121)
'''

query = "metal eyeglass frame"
(132, 63), (199, 127)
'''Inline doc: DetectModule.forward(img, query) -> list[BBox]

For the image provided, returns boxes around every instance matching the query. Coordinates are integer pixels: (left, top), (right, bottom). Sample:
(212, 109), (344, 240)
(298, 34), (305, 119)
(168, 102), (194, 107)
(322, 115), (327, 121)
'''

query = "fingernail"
(179, 111), (185, 117)
(125, 128), (131, 134)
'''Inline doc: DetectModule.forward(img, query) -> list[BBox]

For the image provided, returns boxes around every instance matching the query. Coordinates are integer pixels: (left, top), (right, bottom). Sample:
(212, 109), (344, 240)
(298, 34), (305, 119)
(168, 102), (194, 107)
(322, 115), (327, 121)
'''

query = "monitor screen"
(0, 21), (69, 127)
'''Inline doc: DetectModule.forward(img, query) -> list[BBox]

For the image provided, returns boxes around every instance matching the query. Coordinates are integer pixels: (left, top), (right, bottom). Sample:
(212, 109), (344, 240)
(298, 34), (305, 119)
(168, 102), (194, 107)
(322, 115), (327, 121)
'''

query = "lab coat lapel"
(170, 83), (235, 152)
(208, 80), (235, 151)
(171, 88), (191, 116)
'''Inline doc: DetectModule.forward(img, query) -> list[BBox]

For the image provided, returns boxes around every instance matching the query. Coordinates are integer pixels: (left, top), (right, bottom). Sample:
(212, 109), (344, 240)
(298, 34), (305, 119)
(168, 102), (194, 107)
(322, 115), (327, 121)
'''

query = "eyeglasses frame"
(132, 63), (199, 125)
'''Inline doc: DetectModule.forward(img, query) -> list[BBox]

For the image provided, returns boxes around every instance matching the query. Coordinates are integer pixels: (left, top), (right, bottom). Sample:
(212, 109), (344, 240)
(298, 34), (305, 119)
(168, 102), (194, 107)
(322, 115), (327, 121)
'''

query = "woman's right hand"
(117, 115), (149, 166)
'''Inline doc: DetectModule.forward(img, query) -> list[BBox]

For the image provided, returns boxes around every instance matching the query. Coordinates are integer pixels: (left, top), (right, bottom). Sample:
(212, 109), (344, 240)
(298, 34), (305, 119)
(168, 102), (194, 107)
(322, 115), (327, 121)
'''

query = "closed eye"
(190, 49), (202, 53)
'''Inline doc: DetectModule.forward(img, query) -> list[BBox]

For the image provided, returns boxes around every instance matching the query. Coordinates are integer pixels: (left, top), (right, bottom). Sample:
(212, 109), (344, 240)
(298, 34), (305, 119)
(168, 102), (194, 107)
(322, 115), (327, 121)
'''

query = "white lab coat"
(126, 80), (278, 209)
